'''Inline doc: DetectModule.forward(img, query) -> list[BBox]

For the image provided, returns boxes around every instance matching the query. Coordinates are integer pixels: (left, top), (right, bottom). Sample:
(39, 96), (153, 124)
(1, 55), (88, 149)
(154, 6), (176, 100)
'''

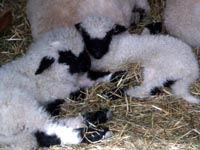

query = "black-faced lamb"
(0, 26), (120, 150)
(164, 0), (200, 48)
(85, 17), (200, 104)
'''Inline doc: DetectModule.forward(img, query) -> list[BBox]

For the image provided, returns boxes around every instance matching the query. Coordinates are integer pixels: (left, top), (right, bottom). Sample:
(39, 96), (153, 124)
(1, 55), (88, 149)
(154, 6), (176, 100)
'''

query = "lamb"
(164, 0), (200, 48)
(89, 26), (200, 104)
(0, 26), (119, 150)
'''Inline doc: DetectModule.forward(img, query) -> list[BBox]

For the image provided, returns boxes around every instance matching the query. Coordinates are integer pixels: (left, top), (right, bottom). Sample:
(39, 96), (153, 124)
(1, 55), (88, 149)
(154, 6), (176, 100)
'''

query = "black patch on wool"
(58, 50), (91, 74)
(150, 87), (162, 95)
(145, 22), (162, 34)
(163, 80), (176, 88)
(75, 23), (127, 59)
(35, 56), (55, 75)
(45, 99), (65, 116)
(34, 131), (61, 147)
(87, 70), (110, 81)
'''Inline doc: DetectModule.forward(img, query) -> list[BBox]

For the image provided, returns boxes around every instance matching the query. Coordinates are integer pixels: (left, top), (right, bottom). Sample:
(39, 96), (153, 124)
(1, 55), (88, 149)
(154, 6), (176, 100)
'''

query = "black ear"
(75, 23), (82, 32)
(111, 24), (127, 35)
(35, 56), (55, 75)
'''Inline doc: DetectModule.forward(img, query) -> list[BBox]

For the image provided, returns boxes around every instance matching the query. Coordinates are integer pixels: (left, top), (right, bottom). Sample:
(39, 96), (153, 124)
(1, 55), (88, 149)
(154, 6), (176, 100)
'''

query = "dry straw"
(0, 0), (199, 150)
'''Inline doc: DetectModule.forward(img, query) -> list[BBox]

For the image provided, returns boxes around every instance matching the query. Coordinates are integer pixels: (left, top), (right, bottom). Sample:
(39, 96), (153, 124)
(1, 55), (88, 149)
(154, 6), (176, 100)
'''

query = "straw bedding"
(0, 0), (199, 149)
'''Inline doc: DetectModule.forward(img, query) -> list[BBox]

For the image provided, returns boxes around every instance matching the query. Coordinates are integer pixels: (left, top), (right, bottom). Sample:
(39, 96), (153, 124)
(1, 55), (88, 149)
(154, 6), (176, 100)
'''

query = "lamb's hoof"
(110, 71), (127, 83)
(83, 108), (112, 125)
(81, 126), (113, 143)
(126, 86), (150, 99)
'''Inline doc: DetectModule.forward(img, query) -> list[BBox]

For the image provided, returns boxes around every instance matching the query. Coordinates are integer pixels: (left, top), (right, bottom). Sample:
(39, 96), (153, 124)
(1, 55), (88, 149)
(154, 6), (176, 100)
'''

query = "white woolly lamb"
(91, 33), (200, 104)
(164, 0), (200, 47)
(26, 0), (150, 39)
(0, 26), (116, 150)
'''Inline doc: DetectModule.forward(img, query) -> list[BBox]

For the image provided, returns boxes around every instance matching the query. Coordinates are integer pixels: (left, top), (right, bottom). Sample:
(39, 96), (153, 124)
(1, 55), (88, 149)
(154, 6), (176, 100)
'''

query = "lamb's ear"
(75, 23), (82, 32)
(35, 56), (55, 75)
(111, 24), (127, 35)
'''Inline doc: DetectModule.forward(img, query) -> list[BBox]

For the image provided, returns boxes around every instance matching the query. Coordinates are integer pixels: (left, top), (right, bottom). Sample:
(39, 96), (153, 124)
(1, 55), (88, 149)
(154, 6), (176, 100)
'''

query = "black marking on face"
(79, 126), (109, 143)
(150, 87), (162, 95)
(35, 56), (55, 75)
(87, 70), (110, 81)
(45, 99), (65, 116)
(34, 131), (61, 147)
(163, 80), (176, 88)
(82, 108), (112, 125)
(76, 23), (127, 59)
(58, 50), (91, 74)
(145, 22), (162, 34)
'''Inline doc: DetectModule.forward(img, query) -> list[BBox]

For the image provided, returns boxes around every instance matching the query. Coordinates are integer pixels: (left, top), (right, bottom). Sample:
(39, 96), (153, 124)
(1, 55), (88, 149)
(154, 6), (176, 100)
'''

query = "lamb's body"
(26, 0), (150, 39)
(164, 0), (200, 47)
(0, 27), (114, 149)
(91, 33), (200, 104)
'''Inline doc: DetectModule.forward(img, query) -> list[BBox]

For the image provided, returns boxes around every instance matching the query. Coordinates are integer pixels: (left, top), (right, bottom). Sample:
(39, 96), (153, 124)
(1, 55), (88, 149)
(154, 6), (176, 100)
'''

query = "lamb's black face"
(76, 24), (127, 59)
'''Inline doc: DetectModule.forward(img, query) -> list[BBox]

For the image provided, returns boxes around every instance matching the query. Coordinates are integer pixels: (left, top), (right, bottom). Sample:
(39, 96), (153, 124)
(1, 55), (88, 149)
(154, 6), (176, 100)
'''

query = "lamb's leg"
(171, 79), (200, 104)
(126, 67), (165, 98)
(35, 109), (113, 147)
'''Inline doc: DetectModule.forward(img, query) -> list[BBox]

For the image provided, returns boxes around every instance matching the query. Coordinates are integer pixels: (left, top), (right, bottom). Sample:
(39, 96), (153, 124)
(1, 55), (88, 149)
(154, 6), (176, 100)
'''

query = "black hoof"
(82, 108), (112, 125)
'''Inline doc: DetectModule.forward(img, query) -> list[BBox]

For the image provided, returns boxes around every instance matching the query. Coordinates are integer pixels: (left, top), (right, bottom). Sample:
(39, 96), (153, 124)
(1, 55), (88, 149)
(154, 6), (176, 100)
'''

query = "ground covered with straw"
(0, 0), (200, 150)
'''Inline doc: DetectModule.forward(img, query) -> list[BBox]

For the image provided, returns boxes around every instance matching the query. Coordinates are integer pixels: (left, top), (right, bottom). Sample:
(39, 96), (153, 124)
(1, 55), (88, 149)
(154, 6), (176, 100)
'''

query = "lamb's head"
(75, 16), (127, 59)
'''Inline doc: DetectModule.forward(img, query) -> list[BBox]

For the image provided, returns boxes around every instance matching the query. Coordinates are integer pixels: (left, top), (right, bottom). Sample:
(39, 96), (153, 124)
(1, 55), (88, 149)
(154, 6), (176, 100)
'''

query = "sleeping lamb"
(81, 16), (200, 104)
(0, 26), (120, 150)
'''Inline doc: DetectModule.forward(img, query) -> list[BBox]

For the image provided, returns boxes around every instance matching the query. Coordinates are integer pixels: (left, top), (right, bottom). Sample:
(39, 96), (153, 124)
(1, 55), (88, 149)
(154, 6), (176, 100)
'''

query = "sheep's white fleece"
(91, 33), (200, 104)
(164, 0), (200, 47)
(26, 0), (150, 39)
(0, 27), (112, 150)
